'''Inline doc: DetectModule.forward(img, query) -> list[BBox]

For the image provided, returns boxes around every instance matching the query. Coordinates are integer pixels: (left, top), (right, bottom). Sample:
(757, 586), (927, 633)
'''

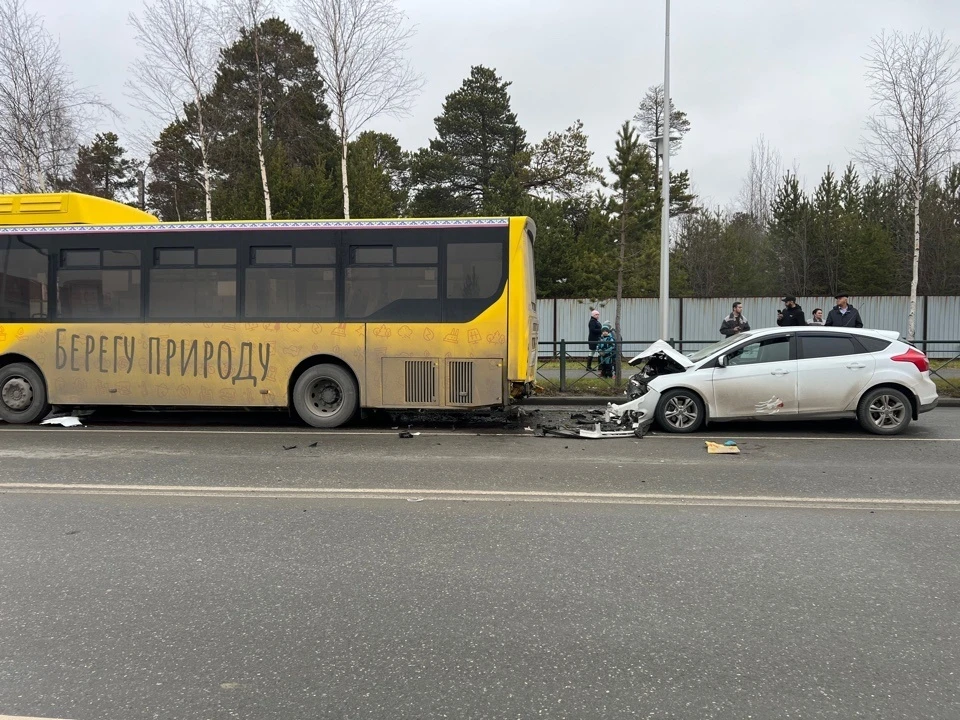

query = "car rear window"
(857, 336), (892, 353)
(799, 335), (860, 359)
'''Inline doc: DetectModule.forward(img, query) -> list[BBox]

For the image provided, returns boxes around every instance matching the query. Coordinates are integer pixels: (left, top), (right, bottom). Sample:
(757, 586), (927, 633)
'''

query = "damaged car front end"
(605, 340), (694, 428)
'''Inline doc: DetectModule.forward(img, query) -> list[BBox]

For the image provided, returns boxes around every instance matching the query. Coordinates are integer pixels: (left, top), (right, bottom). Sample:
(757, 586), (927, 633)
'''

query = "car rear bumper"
(919, 397), (939, 414)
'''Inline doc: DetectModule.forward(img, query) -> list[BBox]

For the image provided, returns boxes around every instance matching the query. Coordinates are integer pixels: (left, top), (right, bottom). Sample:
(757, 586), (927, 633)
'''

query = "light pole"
(658, 0), (671, 341)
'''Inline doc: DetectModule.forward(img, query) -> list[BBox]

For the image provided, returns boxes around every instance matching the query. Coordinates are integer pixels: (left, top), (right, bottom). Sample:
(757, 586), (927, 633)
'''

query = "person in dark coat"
(720, 302), (751, 337)
(587, 309), (602, 371)
(776, 296), (806, 326)
(825, 293), (864, 328)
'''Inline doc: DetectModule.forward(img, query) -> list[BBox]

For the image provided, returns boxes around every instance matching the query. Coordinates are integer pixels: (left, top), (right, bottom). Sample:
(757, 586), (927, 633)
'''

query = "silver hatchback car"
(607, 326), (939, 435)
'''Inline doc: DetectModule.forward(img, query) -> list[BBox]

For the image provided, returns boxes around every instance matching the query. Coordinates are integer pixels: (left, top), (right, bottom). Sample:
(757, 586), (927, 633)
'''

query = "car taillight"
(892, 348), (929, 373)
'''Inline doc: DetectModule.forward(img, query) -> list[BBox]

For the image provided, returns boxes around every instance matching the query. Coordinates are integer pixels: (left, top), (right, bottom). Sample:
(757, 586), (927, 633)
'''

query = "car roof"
(744, 326), (900, 340)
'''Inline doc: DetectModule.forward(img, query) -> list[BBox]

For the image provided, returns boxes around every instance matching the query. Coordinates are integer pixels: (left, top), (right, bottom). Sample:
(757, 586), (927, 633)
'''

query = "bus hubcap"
(1, 377), (33, 411)
(308, 379), (342, 415)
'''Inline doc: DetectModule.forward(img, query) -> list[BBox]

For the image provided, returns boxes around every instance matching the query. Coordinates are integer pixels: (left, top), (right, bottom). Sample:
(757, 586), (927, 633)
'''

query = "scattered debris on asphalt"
(399, 431), (421, 438)
(40, 416), (83, 427)
(406, 497), (424, 502)
(535, 421), (645, 439)
(706, 441), (740, 454)
(308, 441), (318, 447)
(282, 444), (297, 450)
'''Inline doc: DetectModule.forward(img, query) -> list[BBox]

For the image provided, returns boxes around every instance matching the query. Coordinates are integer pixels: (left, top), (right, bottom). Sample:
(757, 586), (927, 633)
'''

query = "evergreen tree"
(70, 132), (138, 201)
(346, 131), (409, 218)
(205, 17), (339, 219)
(147, 121), (206, 221)
(409, 65), (527, 216)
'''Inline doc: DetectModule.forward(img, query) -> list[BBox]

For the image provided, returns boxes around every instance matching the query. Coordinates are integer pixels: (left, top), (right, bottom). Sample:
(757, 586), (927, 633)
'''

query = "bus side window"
(149, 246), (237, 319)
(0, 238), (49, 320)
(57, 249), (141, 320)
(244, 245), (336, 320)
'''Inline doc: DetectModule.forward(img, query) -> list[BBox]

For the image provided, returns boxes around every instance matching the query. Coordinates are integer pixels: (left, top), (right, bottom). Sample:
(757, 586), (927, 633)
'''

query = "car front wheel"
(655, 389), (705, 433)
(857, 387), (912, 435)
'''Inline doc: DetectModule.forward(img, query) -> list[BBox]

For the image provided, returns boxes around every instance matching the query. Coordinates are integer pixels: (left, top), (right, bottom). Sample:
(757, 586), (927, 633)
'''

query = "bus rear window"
(446, 243), (503, 299)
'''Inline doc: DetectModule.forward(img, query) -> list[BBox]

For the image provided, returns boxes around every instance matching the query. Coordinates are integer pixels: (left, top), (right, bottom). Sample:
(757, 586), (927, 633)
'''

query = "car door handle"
(846, 362), (866, 369)
(770, 369), (789, 376)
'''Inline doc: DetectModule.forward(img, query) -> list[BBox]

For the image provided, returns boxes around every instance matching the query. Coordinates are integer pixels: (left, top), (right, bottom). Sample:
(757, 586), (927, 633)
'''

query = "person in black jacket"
(720, 302), (751, 337)
(824, 293), (864, 328)
(777, 295), (806, 326)
(586, 309), (602, 371)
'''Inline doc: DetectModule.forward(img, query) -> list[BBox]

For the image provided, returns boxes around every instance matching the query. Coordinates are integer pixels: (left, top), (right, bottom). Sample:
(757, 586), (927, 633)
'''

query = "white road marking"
(0, 715), (74, 720)
(2, 482), (959, 511)
(0, 426), (957, 441)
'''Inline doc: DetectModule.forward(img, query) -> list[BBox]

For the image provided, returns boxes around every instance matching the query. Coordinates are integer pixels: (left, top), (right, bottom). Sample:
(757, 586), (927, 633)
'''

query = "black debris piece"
(399, 431), (414, 439)
(65, 530), (80, 536)
(570, 413), (587, 420)
(282, 445), (297, 450)
(308, 442), (318, 448)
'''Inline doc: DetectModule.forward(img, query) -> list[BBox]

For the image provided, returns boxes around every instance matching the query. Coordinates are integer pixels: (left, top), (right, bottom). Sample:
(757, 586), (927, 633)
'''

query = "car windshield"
(686, 332), (755, 363)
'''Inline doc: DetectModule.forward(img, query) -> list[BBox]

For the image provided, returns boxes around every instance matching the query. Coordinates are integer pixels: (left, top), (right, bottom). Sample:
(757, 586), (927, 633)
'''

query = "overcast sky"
(42, 0), (960, 208)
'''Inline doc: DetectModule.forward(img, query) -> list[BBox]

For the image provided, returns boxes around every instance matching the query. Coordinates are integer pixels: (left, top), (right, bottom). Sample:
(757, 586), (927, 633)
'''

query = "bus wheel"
(292, 363), (358, 429)
(0, 362), (50, 424)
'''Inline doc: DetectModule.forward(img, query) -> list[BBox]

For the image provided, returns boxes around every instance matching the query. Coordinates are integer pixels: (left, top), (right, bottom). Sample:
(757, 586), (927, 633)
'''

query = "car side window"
(726, 336), (790, 366)
(800, 335), (859, 359)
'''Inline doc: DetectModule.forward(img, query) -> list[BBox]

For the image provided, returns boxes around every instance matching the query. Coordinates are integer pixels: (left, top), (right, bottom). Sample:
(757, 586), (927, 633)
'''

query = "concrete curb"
(520, 396), (960, 408)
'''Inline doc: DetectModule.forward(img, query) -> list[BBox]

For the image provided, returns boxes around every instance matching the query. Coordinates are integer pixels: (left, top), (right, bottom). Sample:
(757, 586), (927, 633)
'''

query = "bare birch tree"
(737, 134), (782, 226)
(0, 0), (106, 193)
(293, 0), (422, 218)
(858, 30), (960, 341)
(217, 0), (275, 218)
(127, 0), (218, 220)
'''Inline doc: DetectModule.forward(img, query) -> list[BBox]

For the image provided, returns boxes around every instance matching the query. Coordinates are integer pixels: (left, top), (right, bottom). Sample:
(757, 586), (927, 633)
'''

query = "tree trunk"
(256, 91), (272, 220)
(615, 200), (627, 383)
(254, 31), (271, 221)
(907, 184), (921, 342)
(340, 133), (350, 219)
(195, 98), (213, 222)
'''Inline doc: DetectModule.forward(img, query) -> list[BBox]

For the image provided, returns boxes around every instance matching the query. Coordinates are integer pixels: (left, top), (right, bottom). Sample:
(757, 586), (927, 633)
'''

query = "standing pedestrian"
(824, 293), (864, 328)
(720, 302), (751, 337)
(776, 295), (806, 326)
(596, 324), (617, 378)
(808, 308), (825, 325)
(586, 309), (602, 371)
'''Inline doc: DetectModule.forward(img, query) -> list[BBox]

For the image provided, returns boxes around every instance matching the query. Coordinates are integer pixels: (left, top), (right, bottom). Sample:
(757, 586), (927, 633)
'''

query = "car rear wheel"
(857, 387), (912, 436)
(0, 362), (49, 424)
(292, 364), (358, 428)
(655, 389), (705, 433)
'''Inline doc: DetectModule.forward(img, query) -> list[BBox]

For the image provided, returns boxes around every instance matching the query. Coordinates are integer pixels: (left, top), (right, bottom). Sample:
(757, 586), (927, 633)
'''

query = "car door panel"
(797, 335), (876, 413)
(711, 335), (799, 418)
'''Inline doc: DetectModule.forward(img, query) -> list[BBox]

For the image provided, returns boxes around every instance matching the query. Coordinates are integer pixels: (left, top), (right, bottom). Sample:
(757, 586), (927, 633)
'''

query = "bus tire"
(292, 363), (358, 429)
(0, 362), (50, 424)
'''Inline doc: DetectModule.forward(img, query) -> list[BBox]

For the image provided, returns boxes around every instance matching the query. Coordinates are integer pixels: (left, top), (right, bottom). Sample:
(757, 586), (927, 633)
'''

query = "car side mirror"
(718, 355), (728, 368)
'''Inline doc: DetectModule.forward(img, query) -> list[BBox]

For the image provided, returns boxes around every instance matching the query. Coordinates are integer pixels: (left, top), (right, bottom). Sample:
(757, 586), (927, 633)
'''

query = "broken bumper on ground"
(604, 386), (662, 427)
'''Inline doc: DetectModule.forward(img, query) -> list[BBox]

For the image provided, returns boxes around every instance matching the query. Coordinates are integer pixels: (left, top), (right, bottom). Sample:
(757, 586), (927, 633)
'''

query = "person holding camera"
(776, 295), (806, 326)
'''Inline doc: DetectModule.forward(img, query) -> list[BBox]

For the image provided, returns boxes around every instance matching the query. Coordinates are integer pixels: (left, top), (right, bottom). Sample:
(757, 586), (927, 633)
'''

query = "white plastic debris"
(40, 416), (83, 427)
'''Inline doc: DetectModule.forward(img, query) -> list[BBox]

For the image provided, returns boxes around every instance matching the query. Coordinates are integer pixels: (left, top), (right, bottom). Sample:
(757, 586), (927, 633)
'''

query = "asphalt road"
(1, 408), (959, 719)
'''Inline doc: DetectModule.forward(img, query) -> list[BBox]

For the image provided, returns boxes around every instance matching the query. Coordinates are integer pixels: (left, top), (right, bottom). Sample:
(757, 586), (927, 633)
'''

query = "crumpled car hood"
(627, 339), (695, 368)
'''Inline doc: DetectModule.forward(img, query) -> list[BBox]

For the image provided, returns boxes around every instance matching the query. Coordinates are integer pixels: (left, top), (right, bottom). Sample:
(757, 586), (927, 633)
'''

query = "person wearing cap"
(586, 309), (602, 371)
(720, 301), (751, 337)
(825, 293), (863, 328)
(776, 295), (806, 326)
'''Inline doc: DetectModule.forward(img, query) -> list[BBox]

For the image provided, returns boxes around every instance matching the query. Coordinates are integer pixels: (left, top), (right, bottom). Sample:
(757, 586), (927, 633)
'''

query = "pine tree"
(70, 132), (138, 201)
(409, 65), (527, 216)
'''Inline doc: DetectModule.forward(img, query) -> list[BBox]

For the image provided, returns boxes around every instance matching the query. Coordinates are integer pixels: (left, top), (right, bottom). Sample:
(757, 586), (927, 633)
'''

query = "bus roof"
(0, 192), (532, 232)
(0, 192), (159, 226)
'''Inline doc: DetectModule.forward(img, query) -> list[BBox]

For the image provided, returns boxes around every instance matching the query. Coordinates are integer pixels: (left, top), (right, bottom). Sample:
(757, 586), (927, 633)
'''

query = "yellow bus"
(0, 193), (538, 427)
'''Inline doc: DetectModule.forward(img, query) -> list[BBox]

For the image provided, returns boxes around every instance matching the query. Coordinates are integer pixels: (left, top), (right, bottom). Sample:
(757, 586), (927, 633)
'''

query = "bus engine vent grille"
(404, 361), (437, 404)
(448, 361), (474, 405)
